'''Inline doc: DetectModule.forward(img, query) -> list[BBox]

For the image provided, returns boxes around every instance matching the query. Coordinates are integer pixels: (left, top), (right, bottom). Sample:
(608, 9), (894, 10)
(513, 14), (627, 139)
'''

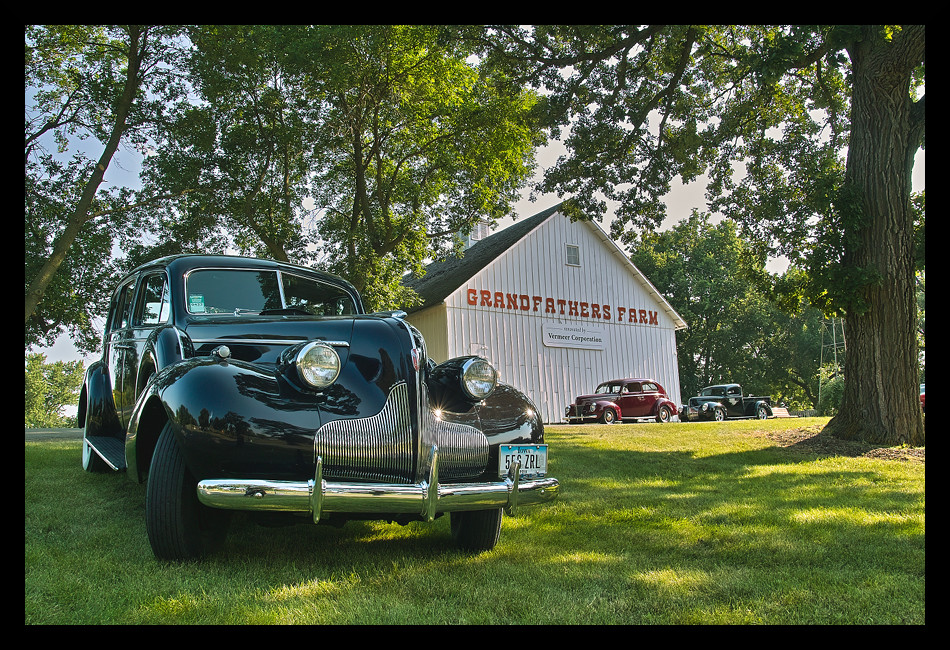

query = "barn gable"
(405, 203), (686, 423)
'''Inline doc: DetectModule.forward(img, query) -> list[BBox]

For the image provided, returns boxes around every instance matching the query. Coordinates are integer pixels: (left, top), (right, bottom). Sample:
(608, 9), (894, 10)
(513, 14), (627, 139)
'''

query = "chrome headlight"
(295, 342), (341, 389)
(460, 357), (497, 401)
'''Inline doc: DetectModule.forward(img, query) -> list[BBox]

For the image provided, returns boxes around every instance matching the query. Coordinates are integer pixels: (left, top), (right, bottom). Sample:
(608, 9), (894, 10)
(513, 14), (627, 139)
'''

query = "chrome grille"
(314, 382), (415, 483)
(312, 379), (490, 485)
(424, 407), (489, 481)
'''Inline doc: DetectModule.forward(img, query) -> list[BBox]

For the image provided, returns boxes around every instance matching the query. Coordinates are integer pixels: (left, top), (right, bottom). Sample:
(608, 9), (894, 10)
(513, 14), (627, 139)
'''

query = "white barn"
(405, 203), (687, 424)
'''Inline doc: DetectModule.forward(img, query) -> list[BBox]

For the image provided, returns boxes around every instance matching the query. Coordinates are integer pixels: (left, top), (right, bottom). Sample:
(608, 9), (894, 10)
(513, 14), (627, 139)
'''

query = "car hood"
(572, 393), (617, 404)
(183, 316), (360, 364)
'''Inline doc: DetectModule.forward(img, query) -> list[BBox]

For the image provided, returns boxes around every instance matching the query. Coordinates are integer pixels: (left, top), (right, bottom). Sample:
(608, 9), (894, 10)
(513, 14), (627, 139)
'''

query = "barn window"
(566, 244), (580, 266)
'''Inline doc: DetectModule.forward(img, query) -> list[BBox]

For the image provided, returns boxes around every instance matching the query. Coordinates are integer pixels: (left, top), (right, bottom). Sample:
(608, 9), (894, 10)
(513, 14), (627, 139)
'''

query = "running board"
(85, 435), (127, 470)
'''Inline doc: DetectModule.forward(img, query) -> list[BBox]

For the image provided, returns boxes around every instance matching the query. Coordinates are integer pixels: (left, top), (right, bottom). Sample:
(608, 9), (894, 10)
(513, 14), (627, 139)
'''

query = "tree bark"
(825, 26), (925, 446)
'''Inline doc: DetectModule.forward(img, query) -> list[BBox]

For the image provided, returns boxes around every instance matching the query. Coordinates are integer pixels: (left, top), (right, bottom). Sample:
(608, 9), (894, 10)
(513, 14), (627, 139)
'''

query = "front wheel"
(146, 423), (230, 561)
(656, 405), (673, 423)
(600, 408), (617, 424)
(450, 508), (502, 552)
(713, 407), (726, 422)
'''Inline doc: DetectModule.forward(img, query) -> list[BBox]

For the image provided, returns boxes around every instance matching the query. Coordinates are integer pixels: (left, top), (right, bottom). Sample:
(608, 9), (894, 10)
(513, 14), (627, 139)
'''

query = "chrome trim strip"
(191, 338), (349, 347)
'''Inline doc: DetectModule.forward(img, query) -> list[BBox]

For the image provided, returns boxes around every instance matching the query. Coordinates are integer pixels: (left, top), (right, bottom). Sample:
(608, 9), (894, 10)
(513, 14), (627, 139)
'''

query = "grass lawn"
(25, 419), (924, 624)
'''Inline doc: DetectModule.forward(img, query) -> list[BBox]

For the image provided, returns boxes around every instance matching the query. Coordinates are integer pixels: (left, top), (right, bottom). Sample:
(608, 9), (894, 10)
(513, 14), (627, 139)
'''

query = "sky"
(32, 136), (926, 368)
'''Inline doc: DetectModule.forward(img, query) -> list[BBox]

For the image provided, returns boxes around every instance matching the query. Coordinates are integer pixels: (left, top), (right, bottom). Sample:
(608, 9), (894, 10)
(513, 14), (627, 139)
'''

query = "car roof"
(124, 254), (356, 289)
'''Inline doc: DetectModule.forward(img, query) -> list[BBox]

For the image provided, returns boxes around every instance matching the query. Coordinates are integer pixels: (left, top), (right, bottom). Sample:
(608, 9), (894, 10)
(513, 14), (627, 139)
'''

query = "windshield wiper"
(258, 307), (312, 316)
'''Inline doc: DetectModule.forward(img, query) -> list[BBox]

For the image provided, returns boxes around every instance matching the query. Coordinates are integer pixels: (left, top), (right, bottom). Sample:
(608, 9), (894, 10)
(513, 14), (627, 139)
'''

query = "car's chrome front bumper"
(196, 445), (559, 522)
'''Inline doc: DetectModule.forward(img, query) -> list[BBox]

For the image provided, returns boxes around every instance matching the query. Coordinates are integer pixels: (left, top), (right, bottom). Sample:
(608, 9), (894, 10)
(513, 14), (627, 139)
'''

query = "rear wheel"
(146, 423), (230, 561)
(451, 508), (502, 552)
(756, 405), (769, 419)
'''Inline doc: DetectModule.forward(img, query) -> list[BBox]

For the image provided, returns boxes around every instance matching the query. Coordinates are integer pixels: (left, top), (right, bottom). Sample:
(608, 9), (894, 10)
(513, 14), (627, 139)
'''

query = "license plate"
(499, 444), (548, 479)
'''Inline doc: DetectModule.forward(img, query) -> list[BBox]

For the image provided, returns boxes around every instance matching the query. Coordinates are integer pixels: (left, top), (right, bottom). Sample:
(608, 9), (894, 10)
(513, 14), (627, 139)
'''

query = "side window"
(625, 382), (641, 394)
(642, 382), (658, 392)
(134, 273), (169, 326)
(109, 280), (136, 331)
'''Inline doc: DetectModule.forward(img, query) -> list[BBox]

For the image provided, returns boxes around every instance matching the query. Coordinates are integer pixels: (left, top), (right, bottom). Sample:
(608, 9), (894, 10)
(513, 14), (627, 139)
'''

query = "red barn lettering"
(466, 286), (658, 327)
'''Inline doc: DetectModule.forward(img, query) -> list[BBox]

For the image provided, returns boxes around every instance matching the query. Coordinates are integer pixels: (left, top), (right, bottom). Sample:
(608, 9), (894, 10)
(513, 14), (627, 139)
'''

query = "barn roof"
(404, 202), (687, 330)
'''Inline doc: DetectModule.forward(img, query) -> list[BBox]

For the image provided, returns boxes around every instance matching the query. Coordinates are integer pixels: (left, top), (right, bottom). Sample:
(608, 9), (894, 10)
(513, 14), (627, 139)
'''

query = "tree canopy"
(139, 25), (545, 310)
(25, 25), (924, 445)
(477, 25), (924, 445)
(629, 213), (829, 409)
(26, 25), (187, 352)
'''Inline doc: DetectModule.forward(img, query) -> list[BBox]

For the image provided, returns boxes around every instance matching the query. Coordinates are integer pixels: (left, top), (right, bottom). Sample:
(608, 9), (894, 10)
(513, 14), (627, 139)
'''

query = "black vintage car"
(679, 383), (773, 422)
(79, 254), (558, 560)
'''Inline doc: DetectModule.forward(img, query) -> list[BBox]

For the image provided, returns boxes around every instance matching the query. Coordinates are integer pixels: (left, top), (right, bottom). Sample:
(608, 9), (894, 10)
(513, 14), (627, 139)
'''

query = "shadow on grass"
(26, 433), (925, 624)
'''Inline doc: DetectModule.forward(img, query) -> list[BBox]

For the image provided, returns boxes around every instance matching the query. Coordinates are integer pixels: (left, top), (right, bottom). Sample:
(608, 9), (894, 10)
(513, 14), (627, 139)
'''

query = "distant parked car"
(680, 383), (773, 421)
(565, 378), (679, 424)
(920, 383), (925, 413)
(79, 254), (559, 560)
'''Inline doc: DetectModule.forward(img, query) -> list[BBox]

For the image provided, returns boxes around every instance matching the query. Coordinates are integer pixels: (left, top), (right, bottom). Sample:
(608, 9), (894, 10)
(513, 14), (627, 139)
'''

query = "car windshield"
(185, 269), (358, 316)
(700, 386), (726, 397)
(595, 384), (621, 394)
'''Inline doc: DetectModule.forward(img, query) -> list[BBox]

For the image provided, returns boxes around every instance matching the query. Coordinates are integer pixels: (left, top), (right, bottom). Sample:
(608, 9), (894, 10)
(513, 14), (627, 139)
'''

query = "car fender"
(78, 360), (123, 438)
(752, 400), (773, 417)
(474, 383), (544, 444)
(127, 356), (325, 483)
(588, 399), (619, 417)
(653, 398), (678, 416)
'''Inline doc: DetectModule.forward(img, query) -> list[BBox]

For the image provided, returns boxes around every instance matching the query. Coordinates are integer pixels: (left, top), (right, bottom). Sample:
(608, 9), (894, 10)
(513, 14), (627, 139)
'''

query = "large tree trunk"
(824, 26), (925, 446)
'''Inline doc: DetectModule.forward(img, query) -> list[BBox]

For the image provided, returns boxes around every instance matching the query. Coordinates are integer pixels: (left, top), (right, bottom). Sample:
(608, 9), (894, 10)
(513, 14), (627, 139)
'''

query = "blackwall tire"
(146, 423), (229, 561)
(714, 408), (726, 422)
(450, 508), (502, 552)
(600, 409), (617, 424)
(656, 405), (672, 423)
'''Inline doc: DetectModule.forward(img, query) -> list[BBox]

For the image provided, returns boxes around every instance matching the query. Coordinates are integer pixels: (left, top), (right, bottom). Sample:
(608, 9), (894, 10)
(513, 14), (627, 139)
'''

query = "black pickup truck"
(680, 383), (773, 422)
